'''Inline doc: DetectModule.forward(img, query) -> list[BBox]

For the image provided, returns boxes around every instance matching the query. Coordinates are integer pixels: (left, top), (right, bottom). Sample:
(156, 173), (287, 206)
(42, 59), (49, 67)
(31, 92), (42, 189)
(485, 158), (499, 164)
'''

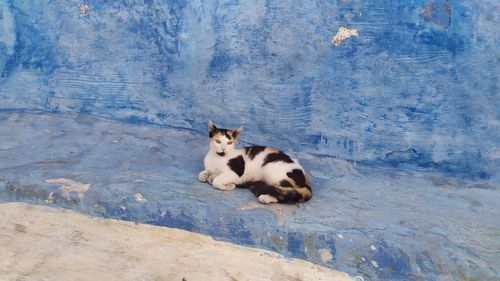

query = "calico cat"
(198, 120), (312, 204)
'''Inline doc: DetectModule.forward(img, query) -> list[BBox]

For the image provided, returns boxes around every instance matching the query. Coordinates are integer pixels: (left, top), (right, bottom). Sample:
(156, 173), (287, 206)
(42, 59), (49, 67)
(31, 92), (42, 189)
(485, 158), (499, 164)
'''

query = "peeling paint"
(79, 3), (90, 15)
(304, 235), (315, 257)
(271, 235), (287, 250)
(45, 178), (91, 198)
(319, 248), (333, 263)
(331, 26), (359, 46)
(134, 192), (146, 203)
(423, 0), (451, 28)
(93, 204), (107, 213)
(45, 192), (54, 203)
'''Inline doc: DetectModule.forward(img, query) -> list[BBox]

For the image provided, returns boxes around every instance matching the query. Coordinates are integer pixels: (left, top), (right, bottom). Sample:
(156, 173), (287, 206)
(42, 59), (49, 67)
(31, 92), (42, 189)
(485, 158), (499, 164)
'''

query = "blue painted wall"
(0, 0), (498, 180)
(1, 2), (499, 280)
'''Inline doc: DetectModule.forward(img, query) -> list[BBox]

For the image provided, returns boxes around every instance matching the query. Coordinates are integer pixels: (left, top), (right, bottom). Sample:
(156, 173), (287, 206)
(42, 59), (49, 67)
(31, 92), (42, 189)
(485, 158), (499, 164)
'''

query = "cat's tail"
(239, 169), (312, 204)
(248, 181), (312, 204)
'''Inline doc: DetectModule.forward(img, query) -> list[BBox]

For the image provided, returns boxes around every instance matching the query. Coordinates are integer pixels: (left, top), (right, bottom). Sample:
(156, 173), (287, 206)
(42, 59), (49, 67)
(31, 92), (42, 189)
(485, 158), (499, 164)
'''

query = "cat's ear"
(208, 119), (217, 136)
(231, 126), (243, 138)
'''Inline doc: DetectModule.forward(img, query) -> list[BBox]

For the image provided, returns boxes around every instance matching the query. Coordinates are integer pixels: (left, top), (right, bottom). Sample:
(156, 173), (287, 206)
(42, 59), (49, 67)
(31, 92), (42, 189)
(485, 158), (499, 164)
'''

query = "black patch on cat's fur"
(228, 156), (245, 177)
(246, 181), (302, 204)
(209, 125), (234, 140)
(244, 146), (266, 160)
(262, 151), (294, 166)
(247, 181), (282, 198)
(236, 182), (254, 189)
(220, 129), (232, 139)
(231, 129), (239, 139)
(287, 169), (306, 187)
(280, 179), (293, 188)
(209, 123), (217, 138)
(280, 192), (303, 204)
(239, 181), (308, 204)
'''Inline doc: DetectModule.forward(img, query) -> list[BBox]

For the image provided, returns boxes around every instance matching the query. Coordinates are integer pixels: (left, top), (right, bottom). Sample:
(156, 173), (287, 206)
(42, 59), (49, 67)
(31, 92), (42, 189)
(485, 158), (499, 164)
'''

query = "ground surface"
(1, 111), (499, 280)
(0, 202), (354, 281)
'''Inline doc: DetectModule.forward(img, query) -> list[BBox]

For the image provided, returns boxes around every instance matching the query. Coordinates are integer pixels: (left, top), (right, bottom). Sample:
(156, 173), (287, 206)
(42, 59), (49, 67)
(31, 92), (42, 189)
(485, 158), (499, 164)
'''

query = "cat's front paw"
(207, 173), (216, 184)
(198, 170), (210, 182)
(212, 173), (238, 191)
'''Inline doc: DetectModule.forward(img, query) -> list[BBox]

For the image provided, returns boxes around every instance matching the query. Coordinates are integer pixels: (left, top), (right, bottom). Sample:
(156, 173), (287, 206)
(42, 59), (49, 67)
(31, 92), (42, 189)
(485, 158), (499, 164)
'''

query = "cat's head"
(208, 120), (242, 156)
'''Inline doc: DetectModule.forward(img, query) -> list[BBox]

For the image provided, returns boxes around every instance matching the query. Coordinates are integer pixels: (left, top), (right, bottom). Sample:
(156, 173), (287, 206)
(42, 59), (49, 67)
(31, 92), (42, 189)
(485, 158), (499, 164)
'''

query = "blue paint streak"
(287, 232), (307, 259)
(367, 240), (412, 280)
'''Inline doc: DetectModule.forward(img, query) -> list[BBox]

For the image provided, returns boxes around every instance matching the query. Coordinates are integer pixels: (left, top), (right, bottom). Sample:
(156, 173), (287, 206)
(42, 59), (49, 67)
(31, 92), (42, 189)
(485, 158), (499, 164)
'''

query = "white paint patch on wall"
(45, 178), (91, 198)
(332, 26), (359, 46)
(0, 202), (355, 281)
(134, 192), (146, 203)
(79, 3), (90, 15)
(0, 6), (16, 55)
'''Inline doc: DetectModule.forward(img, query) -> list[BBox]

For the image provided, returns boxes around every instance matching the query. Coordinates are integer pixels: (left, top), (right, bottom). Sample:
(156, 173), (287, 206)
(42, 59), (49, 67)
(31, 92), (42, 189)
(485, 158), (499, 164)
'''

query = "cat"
(198, 120), (312, 204)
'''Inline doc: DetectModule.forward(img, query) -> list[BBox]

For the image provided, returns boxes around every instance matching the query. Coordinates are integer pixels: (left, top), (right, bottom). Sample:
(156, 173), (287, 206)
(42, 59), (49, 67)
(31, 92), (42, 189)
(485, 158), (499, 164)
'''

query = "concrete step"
(0, 111), (498, 280)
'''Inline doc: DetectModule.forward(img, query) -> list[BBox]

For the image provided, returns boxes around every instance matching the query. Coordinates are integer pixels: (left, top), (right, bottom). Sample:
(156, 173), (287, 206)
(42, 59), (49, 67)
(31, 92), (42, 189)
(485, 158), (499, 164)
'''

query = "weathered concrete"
(1, 111), (499, 280)
(0, 202), (354, 281)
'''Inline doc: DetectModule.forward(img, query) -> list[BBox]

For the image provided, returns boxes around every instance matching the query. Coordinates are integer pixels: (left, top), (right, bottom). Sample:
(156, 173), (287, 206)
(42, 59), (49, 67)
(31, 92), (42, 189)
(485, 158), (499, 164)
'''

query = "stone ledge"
(0, 202), (354, 281)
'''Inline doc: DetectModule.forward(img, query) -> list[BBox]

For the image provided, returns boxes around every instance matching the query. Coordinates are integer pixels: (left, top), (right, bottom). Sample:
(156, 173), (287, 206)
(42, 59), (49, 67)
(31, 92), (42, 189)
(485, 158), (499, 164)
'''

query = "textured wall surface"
(1, 1), (499, 280)
(1, 0), (498, 179)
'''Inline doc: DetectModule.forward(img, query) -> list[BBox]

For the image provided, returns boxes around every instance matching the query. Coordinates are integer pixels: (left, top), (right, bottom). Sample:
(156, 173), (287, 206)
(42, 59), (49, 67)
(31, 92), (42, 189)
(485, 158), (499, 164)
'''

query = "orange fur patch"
(296, 187), (312, 200)
(264, 147), (279, 153)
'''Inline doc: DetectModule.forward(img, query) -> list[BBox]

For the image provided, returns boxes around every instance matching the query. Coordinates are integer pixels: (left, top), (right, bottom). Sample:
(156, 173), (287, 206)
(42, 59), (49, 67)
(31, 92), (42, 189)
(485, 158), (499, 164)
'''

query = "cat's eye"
(215, 139), (221, 144)
(227, 141), (234, 145)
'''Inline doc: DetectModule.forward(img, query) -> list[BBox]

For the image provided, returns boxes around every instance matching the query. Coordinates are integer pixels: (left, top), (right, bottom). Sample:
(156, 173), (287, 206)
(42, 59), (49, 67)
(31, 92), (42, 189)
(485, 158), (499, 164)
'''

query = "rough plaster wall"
(0, 1), (498, 177)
